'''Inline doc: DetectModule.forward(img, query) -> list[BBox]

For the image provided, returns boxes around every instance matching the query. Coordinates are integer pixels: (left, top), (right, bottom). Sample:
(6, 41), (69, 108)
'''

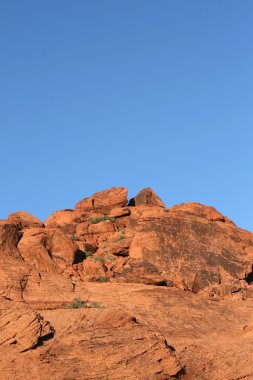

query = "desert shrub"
(106, 254), (116, 261)
(65, 298), (105, 309)
(99, 277), (109, 283)
(88, 216), (115, 224)
(65, 298), (87, 309)
(84, 251), (93, 258)
(94, 256), (105, 262)
(113, 232), (126, 242)
(88, 301), (105, 308)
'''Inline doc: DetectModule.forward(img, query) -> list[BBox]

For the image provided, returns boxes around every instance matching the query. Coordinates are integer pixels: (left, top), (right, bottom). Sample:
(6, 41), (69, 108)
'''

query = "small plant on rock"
(65, 298), (105, 309)
(113, 232), (126, 242)
(106, 254), (116, 261)
(99, 277), (109, 283)
(84, 251), (93, 258)
(88, 216), (115, 224)
(65, 298), (87, 309)
(94, 256), (105, 263)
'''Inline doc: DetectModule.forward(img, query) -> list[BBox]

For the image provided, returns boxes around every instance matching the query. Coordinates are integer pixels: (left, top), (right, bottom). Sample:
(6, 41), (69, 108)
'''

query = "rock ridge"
(1, 186), (253, 379)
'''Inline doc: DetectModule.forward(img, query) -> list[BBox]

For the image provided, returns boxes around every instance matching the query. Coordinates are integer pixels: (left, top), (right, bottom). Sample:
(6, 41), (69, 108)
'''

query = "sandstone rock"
(36, 308), (184, 379)
(75, 187), (128, 212)
(108, 206), (130, 218)
(88, 220), (115, 234)
(116, 259), (168, 285)
(23, 271), (75, 309)
(2, 186), (253, 379)
(79, 258), (107, 280)
(18, 228), (79, 273)
(104, 236), (132, 256)
(129, 204), (253, 290)
(7, 211), (44, 229)
(128, 187), (165, 207)
(168, 202), (234, 224)
(75, 221), (89, 236)
(45, 209), (87, 228)
(0, 297), (52, 352)
(0, 221), (21, 258)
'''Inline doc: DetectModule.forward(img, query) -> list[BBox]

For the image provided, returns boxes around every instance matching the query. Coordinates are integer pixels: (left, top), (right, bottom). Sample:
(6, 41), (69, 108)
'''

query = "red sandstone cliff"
(1, 187), (253, 379)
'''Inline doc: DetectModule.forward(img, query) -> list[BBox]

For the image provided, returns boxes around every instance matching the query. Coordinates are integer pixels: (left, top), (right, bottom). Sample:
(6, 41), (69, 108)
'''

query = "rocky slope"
(1, 187), (253, 379)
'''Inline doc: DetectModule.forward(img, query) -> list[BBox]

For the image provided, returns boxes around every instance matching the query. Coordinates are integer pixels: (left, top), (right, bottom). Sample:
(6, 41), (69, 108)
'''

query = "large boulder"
(0, 297), (52, 352)
(75, 187), (128, 213)
(128, 187), (165, 207)
(129, 202), (253, 291)
(18, 228), (79, 273)
(45, 210), (88, 235)
(0, 221), (21, 258)
(7, 211), (44, 229)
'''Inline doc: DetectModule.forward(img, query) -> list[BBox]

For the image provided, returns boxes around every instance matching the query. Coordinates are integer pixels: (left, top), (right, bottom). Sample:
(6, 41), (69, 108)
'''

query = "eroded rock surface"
(1, 186), (253, 379)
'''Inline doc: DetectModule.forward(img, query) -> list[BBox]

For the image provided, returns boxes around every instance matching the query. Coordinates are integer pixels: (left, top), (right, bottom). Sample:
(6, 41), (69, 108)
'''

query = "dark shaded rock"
(128, 187), (165, 207)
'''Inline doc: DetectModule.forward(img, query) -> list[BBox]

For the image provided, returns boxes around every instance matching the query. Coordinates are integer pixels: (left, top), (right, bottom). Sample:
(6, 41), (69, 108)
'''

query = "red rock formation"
(128, 187), (166, 207)
(7, 211), (45, 229)
(75, 187), (128, 212)
(1, 186), (253, 379)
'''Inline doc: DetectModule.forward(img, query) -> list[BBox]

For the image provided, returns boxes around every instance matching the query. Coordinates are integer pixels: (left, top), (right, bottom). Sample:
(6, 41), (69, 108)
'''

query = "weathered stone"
(128, 187), (165, 207)
(7, 211), (44, 229)
(75, 187), (128, 212)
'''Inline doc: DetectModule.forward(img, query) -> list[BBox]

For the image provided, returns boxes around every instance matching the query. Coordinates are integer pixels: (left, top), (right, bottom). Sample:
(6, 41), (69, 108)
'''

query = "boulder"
(129, 203), (253, 291)
(7, 211), (44, 229)
(0, 221), (21, 258)
(168, 202), (235, 223)
(45, 209), (87, 228)
(128, 187), (165, 207)
(75, 187), (128, 212)
(18, 228), (79, 273)
(0, 297), (52, 352)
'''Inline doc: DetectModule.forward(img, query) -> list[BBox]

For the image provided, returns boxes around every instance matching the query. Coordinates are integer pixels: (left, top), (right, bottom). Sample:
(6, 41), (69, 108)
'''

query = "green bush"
(84, 251), (93, 258)
(106, 254), (116, 261)
(88, 301), (105, 309)
(65, 298), (87, 309)
(88, 216), (115, 224)
(99, 277), (109, 283)
(94, 256), (105, 262)
(113, 232), (126, 242)
(65, 298), (105, 309)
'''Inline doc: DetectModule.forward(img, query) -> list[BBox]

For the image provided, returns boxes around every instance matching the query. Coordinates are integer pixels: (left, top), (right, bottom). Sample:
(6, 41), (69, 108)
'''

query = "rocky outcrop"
(75, 187), (128, 212)
(0, 297), (52, 352)
(128, 187), (166, 207)
(18, 228), (79, 273)
(7, 211), (44, 229)
(0, 221), (21, 258)
(127, 202), (253, 292)
(1, 186), (253, 379)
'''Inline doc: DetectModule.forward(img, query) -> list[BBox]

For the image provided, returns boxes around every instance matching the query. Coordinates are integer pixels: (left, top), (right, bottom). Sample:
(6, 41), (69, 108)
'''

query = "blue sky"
(1, 1), (253, 230)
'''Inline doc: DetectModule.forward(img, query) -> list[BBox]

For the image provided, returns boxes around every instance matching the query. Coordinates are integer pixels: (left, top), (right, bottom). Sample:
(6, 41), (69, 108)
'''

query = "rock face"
(7, 211), (44, 229)
(0, 221), (21, 258)
(128, 187), (166, 207)
(129, 202), (253, 291)
(1, 186), (253, 379)
(75, 187), (128, 212)
(0, 297), (52, 352)
(18, 228), (79, 273)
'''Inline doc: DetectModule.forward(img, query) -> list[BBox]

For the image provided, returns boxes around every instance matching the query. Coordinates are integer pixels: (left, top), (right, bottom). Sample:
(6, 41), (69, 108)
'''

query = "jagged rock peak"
(128, 187), (165, 207)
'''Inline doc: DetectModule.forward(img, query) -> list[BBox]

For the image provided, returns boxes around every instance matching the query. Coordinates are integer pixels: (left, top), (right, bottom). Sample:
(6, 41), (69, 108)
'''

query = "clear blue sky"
(1, 1), (253, 230)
